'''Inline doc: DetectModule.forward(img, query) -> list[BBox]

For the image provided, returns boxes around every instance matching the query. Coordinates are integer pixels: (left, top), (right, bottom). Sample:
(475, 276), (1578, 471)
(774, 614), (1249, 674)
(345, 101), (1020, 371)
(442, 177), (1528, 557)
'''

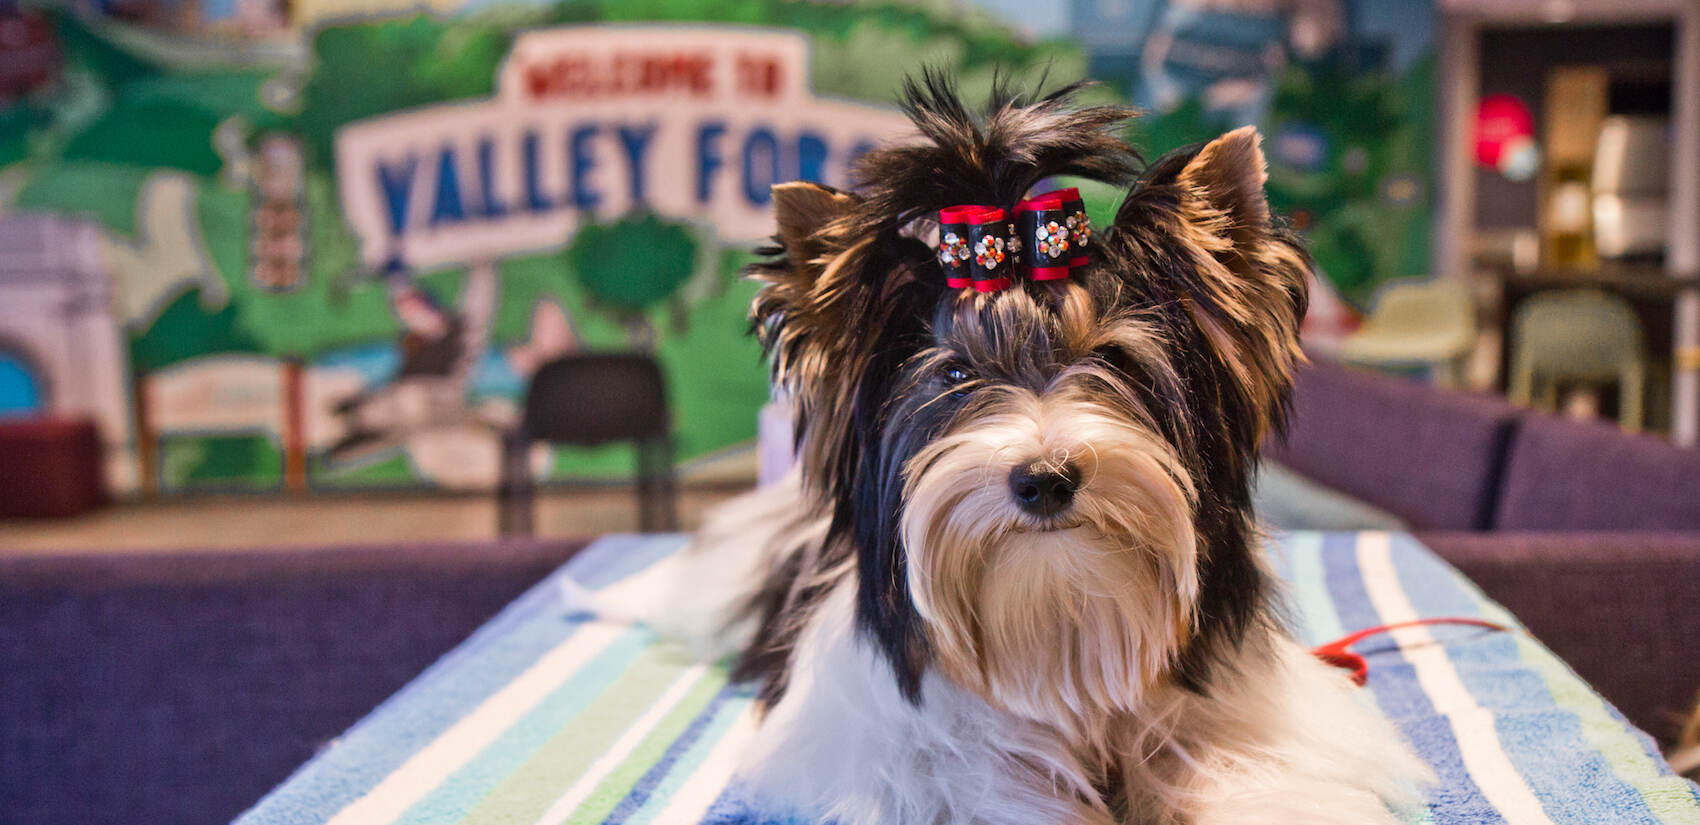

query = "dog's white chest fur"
(740, 582), (1110, 825)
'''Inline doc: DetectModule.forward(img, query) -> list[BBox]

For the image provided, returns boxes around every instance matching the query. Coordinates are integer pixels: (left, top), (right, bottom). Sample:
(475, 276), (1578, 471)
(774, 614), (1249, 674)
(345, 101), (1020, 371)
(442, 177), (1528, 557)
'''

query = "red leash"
(1312, 618), (1511, 686)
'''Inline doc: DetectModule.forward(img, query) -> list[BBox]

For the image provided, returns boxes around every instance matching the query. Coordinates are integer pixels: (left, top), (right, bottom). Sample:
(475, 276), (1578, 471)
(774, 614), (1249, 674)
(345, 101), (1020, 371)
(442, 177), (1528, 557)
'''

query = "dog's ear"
(1113, 126), (1310, 444)
(752, 181), (866, 387)
(772, 181), (858, 271)
(1175, 125), (1273, 247)
(751, 181), (935, 489)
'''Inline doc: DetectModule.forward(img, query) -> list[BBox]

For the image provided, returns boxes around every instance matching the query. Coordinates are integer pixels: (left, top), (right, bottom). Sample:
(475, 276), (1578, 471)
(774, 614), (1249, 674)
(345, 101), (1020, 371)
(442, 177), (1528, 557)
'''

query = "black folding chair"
(498, 354), (676, 534)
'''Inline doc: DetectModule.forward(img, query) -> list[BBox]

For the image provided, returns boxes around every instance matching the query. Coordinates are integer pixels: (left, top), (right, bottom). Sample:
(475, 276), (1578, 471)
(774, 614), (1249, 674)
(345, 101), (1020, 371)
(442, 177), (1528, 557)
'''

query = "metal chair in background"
(1507, 289), (1648, 432)
(498, 354), (676, 534)
(1338, 277), (1478, 387)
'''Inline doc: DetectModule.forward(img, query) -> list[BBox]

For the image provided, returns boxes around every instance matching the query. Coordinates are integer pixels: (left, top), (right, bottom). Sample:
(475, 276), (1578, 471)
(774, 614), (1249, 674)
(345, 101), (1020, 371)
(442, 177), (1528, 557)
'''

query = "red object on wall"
(0, 10), (62, 102)
(1474, 94), (1536, 168)
(0, 416), (108, 518)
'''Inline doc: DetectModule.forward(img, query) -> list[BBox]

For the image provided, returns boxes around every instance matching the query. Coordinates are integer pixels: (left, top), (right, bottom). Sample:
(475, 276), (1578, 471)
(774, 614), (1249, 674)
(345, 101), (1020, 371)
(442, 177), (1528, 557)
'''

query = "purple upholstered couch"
(1269, 358), (1700, 747)
(0, 537), (588, 825)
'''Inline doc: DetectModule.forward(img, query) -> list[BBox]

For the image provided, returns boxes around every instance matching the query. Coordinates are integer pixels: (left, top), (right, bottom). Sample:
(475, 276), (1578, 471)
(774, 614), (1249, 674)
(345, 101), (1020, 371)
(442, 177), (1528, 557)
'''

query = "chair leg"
(632, 438), (677, 533)
(1432, 358), (1460, 389)
(498, 429), (535, 536)
(1539, 377), (1560, 413)
(1508, 357), (1535, 408)
(1620, 362), (1646, 433)
(635, 439), (656, 533)
(656, 438), (677, 532)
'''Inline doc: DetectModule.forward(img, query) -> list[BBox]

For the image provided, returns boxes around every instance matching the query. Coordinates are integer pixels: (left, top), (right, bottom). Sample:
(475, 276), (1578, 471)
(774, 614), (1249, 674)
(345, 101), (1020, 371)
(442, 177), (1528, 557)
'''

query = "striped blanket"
(236, 532), (1700, 825)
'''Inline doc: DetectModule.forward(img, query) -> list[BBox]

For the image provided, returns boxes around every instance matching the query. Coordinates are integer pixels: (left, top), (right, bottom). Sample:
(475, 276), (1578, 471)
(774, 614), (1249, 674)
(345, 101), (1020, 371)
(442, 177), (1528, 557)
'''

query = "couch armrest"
(0, 537), (590, 825)
(1417, 531), (1700, 745)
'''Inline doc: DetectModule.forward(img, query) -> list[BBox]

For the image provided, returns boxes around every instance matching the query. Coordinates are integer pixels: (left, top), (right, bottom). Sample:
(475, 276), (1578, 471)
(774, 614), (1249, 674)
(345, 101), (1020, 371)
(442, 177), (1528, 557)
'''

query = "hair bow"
(936, 188), (1092, 293)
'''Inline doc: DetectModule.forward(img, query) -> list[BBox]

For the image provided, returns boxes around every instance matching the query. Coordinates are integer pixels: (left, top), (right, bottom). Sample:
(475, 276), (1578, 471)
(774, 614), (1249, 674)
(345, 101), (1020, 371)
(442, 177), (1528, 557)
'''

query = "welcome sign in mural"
(339, 27), (898, 269)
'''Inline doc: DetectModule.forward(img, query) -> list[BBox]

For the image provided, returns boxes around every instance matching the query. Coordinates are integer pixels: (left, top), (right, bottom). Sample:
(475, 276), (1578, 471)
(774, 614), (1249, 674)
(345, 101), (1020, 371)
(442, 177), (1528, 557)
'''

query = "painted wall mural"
(0, 0), (1435, 494)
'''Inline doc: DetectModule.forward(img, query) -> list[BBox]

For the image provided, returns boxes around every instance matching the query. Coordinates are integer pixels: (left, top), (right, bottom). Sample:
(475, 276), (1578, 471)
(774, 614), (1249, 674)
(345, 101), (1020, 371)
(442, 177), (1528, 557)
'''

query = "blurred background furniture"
(1590, 114), (1671, 261)
(0, 416), (108, 518)
(1506, 288), (1647, 430)
(1264, 357), (1519, 532)
(498, 354), (675, 535)
(1492, 265), (1694, 430)
(1337, 278), (1477, 386)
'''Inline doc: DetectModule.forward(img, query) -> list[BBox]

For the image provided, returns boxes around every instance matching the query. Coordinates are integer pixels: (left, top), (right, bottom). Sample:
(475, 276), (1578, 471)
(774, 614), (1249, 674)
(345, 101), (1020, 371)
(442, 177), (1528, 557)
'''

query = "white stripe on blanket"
(652, 707), (761, 825)
(529, 664), (712, 825)
(1357, 532), (1555, 825)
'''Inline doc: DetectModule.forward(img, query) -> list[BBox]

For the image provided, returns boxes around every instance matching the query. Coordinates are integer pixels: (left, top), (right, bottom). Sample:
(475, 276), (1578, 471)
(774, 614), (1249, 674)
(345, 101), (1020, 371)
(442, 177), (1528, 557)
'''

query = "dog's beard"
(901, 385), (1198, 744)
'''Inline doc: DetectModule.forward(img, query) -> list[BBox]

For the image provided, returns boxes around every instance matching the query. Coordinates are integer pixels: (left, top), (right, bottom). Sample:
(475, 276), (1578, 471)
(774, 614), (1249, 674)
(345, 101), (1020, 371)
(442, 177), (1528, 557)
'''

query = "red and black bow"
(935, 188), (1093, 293)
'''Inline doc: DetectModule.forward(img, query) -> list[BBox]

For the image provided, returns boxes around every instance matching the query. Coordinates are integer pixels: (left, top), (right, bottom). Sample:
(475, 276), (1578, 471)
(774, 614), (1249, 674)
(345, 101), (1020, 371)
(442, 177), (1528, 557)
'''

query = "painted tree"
(566, 212), (698, 349)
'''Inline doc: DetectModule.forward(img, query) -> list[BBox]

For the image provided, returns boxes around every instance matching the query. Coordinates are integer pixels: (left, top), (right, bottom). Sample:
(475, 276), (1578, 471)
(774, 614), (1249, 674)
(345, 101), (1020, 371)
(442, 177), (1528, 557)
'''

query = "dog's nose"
(1008, 462), (1081, 517)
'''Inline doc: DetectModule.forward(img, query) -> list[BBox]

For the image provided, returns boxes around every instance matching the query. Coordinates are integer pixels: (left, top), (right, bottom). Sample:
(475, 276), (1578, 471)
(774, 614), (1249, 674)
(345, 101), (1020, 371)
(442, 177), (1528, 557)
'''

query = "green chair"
(1506, 289), (1647, 432)
(1338, 278), (1477, 386)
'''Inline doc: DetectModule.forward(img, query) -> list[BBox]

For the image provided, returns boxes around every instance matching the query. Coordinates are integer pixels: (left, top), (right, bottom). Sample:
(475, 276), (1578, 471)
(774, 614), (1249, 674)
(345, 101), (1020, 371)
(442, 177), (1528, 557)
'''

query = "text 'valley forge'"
(335, 26), (914, 268)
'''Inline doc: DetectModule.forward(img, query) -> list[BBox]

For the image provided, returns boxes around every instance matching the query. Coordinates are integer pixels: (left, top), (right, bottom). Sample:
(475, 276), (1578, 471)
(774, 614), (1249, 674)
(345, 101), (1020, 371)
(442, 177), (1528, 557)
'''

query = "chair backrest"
(1364, 278), (1475, 337)
(1509, 289), (1645, 377)
(521, 354), (669, 446)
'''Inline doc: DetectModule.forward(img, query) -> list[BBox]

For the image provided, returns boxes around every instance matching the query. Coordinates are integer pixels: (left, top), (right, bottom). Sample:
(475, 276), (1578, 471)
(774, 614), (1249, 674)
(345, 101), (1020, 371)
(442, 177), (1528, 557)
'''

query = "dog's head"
(751, 74), (1309, 734)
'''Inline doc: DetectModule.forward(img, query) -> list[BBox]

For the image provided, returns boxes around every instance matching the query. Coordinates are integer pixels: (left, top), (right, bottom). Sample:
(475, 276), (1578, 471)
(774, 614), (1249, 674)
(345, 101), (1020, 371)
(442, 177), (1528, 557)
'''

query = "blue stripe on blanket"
(1279, 531), (1344, 645)
(606, 683), (749, 825)
(1386, 535), (1663, 825)
(1320, 532), (1507, 825)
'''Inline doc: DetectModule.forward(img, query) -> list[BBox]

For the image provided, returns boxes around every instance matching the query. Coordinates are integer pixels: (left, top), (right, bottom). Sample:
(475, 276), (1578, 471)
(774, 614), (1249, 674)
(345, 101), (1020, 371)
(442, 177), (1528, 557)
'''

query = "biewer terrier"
(609, 74), (1429, 825)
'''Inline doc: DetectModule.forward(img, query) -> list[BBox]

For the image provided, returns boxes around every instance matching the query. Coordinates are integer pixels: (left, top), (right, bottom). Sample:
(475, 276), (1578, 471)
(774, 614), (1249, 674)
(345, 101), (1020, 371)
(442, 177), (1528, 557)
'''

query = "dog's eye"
(943, 365), (973, 398)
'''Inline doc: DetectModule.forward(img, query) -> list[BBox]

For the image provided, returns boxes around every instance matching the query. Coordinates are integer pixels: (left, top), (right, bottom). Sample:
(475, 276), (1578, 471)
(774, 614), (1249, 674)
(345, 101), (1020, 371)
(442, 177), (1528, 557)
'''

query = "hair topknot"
(850, 68), (1143, 233)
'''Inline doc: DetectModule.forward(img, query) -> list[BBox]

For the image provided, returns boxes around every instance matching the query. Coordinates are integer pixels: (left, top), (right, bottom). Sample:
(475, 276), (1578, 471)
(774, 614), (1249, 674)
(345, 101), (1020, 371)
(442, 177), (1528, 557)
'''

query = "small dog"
(609, 75), (1429, 825)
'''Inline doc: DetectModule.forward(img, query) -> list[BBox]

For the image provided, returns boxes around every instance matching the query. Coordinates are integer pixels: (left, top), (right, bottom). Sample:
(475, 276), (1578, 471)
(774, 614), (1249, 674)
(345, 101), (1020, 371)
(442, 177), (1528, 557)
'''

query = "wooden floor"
(0, 485), (748, 554)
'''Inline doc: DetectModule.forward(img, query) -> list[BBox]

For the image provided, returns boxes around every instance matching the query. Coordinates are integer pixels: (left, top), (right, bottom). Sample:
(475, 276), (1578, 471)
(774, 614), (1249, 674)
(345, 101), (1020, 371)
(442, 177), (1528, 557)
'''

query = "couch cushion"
(1495, 412), (1700, 530)
(1265, 359), (1521, 530)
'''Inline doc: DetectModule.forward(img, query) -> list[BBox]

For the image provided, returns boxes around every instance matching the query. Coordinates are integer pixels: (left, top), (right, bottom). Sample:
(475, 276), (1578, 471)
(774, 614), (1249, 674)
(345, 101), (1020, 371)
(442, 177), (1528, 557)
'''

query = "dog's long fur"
(608, 74), (1429, 825)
